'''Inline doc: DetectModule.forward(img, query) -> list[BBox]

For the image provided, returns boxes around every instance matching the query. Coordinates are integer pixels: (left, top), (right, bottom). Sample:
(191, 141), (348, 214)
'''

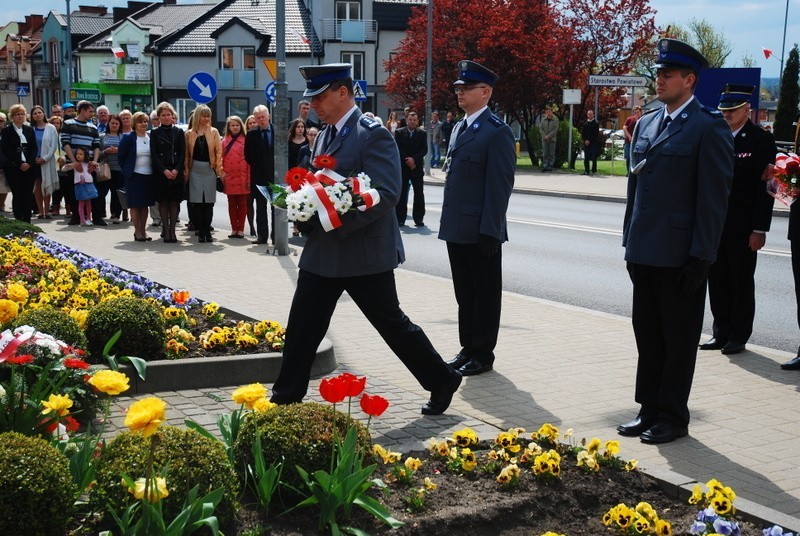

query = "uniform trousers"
(793, 237), (800, 338)
(707, 229), (758, 343)
(630, 263), (706, 427)
(271, 269), (453, 404)
(446, 242), (502, 365)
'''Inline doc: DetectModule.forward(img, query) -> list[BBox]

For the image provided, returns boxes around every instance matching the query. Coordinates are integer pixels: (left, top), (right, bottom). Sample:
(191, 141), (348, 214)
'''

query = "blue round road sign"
(265, 81), (276, 104)
(187, 72), (217, 104)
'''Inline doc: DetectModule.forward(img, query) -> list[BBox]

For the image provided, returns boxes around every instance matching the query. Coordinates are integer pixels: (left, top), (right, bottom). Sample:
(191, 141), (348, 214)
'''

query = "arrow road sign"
(353, 80), (367, 101)
(187, 72), (217, 104)
(265, 81), (276, 104)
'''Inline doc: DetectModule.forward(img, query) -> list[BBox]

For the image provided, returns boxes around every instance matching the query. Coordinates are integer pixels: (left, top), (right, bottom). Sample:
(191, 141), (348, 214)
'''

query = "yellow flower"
(126, 477), (169, 503)
(88, 370), (130, 395)
(423, 477), (437, 490)
(709, 492), (733, 515)
(202, 302), (220, 317)
(460, 448), (477, 471)
(633, 513), (651, 533)
(655, 519), (672, 536)
(541, 533), (566, 536)
(124, 397), (166, 437)
(625, 459), (638, 471)
(0, 299), (20, 324)
(635, 501), (658, 523)
(404, 457), (422, 471)
(383, 450), (402, 464)
(253, 398), (277, 413)
(577, 450), (599, 471)
(41, 393), (73, 416)
(603, 440), (620, 456)
(535, 423), (559, 442)
(586, 437), (601, 455)
(452, 427), (478, 447)
(688, 484), (704, 504)
(6, 282), (29, 303)
(231, 383), (268, 409)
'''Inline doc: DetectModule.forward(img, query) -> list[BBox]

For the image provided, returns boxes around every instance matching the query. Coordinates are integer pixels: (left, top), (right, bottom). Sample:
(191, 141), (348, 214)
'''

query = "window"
(220, 47), (234, 69)
(175, 99), (196, 126)
(48, 40), (60, 78)
(340, 52), (364, 80)
(336, 1), (361, 20)
(242, 47), (255, 70)
(227, 97), (250, 121)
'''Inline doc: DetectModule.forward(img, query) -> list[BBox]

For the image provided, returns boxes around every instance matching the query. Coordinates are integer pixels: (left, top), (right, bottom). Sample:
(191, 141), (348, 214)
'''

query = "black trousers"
(584, 145), (598, 174)
(446, 241), (502, 364)
(630, 263), (706, 427)
(252, 185), (274, 242)
(707, 230), (758, 343)
(6, 166), (35, 222)
(793, 237), (800, 341)
(92, 178), (110, 220)
(271, 269), (453, 404)
(396, 173), (425, 225)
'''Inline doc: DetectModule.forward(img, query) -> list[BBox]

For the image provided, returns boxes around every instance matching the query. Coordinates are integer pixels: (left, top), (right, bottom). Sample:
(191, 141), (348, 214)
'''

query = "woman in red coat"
(221, 116), (251, 238)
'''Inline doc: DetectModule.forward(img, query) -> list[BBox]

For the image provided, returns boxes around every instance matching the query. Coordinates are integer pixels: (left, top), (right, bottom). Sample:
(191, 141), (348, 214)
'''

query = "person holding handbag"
(101, 115), (127, 223)
(184, 104), (222, 243)
(0, 104), (37, 223)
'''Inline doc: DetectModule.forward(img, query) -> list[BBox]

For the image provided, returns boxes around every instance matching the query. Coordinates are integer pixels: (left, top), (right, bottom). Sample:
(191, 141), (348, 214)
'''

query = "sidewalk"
(31, 186), (800, 528)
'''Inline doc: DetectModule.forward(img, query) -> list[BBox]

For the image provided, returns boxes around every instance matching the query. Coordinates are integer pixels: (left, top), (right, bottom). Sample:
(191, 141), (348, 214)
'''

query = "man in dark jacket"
(244, 105), (275, 245)
(581, 110), (600, 175)
(394, 111), (427, 226)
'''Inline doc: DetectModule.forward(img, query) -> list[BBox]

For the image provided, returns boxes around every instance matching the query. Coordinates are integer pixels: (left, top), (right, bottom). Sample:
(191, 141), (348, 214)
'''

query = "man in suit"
(699, 85), (776, 356)
(618, 39), (734, 444)
(395, 110), (428, 226)
(244, 105), (275, 245)
(781, 124), (800, 370)
(581, 110), (600, 175)
(540, 107), (558, 172)
(270, 63), (462, 415)
(439, 60), (516, 377)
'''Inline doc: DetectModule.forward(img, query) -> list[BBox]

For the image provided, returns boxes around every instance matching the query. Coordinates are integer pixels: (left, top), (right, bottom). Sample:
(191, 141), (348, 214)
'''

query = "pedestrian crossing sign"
(353, 80), (367, 101)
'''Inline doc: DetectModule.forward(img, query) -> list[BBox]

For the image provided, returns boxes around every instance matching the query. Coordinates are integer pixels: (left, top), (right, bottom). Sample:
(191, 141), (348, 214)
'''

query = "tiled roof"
(151, 0), (322, 56)
(70, 13), (114, 35)
(78, 4), (211, 51)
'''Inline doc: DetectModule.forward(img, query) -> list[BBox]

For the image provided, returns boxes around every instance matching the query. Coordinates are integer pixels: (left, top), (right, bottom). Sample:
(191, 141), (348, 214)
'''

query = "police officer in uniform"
(618, 39), (734, 443)
(700, 85), (776, 355)
(270, 64), (462, 415)
(439, 61), (516, 377)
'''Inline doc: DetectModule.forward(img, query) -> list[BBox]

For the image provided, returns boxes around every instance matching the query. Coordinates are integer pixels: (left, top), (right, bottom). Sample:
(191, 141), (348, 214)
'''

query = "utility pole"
(273, 0), (290, 256)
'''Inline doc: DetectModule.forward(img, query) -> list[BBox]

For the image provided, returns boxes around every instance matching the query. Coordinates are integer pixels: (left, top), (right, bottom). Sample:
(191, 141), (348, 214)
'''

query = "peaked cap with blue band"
(717, 84), (755, 110)
(654, 38), (709, 73)
(299, 63), (352, 97)
(453, 60), (499, 87)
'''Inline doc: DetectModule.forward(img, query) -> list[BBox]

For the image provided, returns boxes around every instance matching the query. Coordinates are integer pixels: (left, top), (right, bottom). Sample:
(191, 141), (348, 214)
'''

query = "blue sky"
(11, 0), (799, 78)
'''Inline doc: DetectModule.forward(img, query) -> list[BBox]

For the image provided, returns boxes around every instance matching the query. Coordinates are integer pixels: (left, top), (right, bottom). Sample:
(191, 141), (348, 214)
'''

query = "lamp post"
(780, 0), (790, 80)
(273, 0), (289, 256)
(65, 0), (72, 104)
(423, 0), (432, 175)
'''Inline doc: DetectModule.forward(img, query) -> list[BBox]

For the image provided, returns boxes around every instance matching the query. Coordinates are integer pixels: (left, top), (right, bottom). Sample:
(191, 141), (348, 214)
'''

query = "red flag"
(763, 48), (773, 60)
(111, 46), (125, 58)
(289, 27), (310, 45)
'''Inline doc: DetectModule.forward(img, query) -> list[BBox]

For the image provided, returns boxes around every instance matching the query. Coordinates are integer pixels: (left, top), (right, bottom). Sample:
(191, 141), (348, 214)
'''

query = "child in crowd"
(72, 147), (97, 226)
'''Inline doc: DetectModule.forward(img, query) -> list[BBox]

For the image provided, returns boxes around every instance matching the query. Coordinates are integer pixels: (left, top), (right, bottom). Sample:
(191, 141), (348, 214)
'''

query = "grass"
(515, 155), (629, 177)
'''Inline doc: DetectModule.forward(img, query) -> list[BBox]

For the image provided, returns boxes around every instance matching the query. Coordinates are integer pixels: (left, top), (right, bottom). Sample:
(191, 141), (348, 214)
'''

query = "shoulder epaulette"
(642, 108), (659, 117)
(489, 115), (505, 127)
(701, 106), (722, 116)
(360, 116), (380, 130)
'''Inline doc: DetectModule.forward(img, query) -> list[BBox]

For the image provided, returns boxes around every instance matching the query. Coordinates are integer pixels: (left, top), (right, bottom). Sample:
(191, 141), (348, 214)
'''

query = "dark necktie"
(262, 128), (271, 146)
(456, 120), (468, 141)
(658, 115), (672, 135)
(322, 125), (337, 153)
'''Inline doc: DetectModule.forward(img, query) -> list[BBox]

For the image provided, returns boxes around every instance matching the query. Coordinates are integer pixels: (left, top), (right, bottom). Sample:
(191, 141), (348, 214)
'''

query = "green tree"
(774, 45), (800, 143)
(668, 19), (732, 68)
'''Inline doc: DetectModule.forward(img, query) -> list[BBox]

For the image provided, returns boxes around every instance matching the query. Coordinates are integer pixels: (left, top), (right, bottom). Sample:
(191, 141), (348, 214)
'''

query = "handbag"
(216, 177), (225, 193)
(74, 181), (99, 201)
(97, 162), (112, 182)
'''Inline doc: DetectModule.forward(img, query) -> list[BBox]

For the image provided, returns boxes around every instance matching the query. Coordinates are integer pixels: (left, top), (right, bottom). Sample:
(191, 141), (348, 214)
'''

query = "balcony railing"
(320, 19), (378, 42)
(0, 64), (19, 81)
(217, 68), (256, 90)
(99, 63), (152, 82)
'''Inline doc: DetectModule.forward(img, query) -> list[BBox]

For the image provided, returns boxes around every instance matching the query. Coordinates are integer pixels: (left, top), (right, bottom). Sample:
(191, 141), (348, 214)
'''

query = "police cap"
(654, 38), (709, 73)
(298, 63), (352, 97)
(453, 60), (499, 87)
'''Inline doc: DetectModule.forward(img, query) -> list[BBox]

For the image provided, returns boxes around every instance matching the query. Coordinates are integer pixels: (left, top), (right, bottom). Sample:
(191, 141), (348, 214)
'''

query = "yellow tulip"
(124, 397), (166, 437)
(88, 370), (130, 396)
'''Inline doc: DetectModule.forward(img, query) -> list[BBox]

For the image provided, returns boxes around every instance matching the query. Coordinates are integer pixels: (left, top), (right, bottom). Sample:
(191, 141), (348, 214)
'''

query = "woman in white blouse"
(118, 111), (155, 241)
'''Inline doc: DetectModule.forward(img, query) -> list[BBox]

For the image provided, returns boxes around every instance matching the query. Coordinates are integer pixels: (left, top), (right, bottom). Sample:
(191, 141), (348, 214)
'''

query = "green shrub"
(13, 305), (88, 349)
(234, 402), (372, 504)
(0, 216), (41, 237)
(91, 425), (240, 524)
(0, 431), (75, 535)
(85, 296), (165, 363)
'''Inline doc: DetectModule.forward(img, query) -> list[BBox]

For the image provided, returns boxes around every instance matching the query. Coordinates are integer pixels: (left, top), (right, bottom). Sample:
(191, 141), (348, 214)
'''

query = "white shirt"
(134, 133), (152, 175)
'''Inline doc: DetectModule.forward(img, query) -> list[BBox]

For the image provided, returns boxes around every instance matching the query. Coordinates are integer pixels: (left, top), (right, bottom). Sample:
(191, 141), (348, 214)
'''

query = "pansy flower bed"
(0, 235), (284, 360)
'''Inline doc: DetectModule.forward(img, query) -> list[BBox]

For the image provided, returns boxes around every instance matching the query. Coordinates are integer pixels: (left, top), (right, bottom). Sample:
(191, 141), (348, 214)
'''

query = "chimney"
(78, 5), (109, 16)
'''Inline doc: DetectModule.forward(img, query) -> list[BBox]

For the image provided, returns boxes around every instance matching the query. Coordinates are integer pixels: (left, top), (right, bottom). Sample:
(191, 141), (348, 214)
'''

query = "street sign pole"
(273, 0), (289, 256)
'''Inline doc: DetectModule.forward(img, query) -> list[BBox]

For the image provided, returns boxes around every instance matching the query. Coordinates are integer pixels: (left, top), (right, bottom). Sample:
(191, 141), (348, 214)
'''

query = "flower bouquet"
(768, 153), (800, 206)
(271, 154), (380, 232)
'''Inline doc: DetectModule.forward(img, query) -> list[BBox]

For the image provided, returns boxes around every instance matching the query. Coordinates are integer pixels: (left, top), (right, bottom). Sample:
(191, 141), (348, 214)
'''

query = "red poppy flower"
(285, 167), (314, 191)
(5, 354), (34, 365)
(172, 290), (190, 304)
(319, 376), (347, 404)
(337, 372), (366, 398)
(313, 154), (337, 170)
(360, 393), (390, 417)
(64, 358), (90, 370)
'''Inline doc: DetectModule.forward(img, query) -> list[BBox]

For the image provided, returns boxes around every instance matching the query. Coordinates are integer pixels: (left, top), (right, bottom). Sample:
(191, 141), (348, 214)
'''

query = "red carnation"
(5, 354), (34, 365)
(319, 376), (347, 404)
(64, 415), (80, 433)
(785, 159), (800, 175)
(360, 393), (390, 417)
(285, 167), (314, 191)
(64, 358), (90, 370)
(337, 372), (366, 398)
(313, 154), (337, 170)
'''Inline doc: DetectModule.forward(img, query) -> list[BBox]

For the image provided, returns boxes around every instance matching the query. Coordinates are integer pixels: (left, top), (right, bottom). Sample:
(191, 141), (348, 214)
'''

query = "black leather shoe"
(92, 219), (108, 226)
(446, 353), (472, 369)
(640, 421), (688, 444)
(458, 358), (493, 376)
(699, 337), (728, 350)
(252, 238), (269, 244)
(616, 416), (656, 437)
(721, 341), (746, 355)
(67, 218), (80, 225)
(781, 356), (800, 370)
(421, 371), (462, 415)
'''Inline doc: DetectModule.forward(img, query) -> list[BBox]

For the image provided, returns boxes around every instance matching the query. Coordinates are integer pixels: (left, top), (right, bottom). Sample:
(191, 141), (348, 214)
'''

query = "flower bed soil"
(229, 447), (763, 536)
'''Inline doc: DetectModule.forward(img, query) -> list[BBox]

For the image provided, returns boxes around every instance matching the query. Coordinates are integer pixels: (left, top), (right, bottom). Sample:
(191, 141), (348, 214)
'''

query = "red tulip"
(360, 393), (390, 417)
(338, 372), (366, 398)
(319, 376), (347, 404)
(785, 159), (800, 175)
